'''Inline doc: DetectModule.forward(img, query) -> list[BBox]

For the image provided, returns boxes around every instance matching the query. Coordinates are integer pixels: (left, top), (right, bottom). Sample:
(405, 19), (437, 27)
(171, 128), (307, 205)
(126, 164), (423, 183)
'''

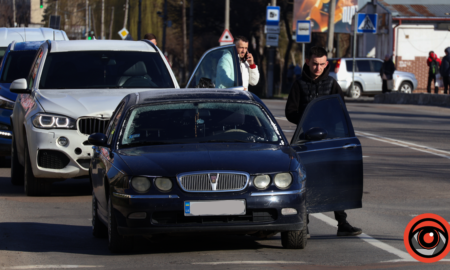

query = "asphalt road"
(1, 99), (450, 269)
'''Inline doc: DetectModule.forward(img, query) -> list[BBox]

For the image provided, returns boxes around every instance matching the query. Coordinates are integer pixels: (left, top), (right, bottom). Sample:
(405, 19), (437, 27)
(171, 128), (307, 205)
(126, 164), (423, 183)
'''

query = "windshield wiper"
(200, 139), (250, 143)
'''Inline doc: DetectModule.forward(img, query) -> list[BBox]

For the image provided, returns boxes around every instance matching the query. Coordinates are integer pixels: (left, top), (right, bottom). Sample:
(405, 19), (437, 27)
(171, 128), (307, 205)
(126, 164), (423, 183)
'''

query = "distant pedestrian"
(143, 33), (158, 46)
(380, 54), (395, 94)
(440, 47), (450, 95)
(427, 51), (442, 94)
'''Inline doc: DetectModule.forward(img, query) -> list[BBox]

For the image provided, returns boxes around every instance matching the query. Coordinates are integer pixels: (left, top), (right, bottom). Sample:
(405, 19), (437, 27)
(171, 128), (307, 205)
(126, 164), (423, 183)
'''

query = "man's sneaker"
(307, 226), (310, 239)
(337, 223), (362, 236)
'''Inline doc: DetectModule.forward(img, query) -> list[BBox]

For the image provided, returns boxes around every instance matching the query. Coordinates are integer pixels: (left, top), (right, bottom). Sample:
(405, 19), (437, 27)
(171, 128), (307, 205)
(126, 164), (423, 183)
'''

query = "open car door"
(290, 95), (363, 213)
(186, 45), (243, 89)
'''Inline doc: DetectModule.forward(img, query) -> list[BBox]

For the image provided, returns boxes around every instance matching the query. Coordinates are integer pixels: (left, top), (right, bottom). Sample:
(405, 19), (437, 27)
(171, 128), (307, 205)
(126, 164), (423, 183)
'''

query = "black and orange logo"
(404, 213), (450, 263)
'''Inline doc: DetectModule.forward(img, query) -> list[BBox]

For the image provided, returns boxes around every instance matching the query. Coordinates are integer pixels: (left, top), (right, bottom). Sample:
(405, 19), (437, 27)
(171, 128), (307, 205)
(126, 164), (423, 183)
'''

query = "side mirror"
(88, 133), (108, 146)
(305, 127), (328, 141)
(10, 78), (30, 94)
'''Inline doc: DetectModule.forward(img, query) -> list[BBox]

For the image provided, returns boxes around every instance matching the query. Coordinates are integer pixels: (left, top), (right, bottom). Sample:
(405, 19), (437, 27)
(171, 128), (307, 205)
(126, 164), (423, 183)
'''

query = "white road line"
(356, 131), (450, 160)
(282, 130), (295, 132)
(192, 261), (304, 265)
(2, 266), (104, 269)
(275, 117), (288, 121)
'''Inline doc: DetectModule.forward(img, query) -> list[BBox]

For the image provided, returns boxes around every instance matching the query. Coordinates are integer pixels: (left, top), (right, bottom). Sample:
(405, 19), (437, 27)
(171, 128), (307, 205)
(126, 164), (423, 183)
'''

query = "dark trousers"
(307, 210), (348, 226)
(382, 80), (390, 93)
(444, 76), (450, 94)
(427, 74), (439, 94)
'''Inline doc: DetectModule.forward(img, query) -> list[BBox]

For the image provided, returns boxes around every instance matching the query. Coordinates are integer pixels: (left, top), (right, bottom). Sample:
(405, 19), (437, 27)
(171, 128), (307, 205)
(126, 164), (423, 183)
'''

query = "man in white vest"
(235, 36), (259, 90)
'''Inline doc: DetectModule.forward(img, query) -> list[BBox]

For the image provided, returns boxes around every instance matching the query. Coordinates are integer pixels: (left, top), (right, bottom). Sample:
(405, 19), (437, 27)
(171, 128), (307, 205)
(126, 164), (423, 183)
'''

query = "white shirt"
(215, 52), (260, 90)
(240, 60), (260, 90)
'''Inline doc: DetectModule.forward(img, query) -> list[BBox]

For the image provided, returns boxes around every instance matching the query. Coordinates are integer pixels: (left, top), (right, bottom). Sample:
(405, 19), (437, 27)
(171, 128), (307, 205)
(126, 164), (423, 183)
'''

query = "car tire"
(108, 196), (133, 253)
(348, 83), (362, 99)
(281, 211), (307, 249)
(92, 191), (108, 238)
(399, 82), (413, 94)
(24, 140), (51, 196)
(11, 136), (24, 186)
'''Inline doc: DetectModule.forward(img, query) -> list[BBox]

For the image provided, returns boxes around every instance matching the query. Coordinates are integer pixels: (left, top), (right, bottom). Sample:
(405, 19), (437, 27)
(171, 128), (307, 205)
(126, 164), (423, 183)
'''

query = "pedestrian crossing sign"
(357, 13), (377, 34)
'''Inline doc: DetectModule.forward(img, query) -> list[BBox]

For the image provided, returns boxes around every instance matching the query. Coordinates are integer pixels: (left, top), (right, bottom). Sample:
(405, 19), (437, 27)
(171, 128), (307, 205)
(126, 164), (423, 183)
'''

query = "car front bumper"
(112, 189), (306, 236)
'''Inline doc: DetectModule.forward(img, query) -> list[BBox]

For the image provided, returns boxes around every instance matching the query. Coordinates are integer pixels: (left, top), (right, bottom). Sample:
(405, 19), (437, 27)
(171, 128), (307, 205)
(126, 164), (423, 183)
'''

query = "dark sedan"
(89, 89), (363, 253)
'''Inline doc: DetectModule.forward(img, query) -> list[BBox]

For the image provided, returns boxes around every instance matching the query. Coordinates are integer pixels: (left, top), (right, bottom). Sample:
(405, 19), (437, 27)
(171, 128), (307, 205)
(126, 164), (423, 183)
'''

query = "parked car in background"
(9, 39), (178, 195)
(329, 58), (418, 98)
(88, 89), (363, 252)
(0, 27), (68, 62)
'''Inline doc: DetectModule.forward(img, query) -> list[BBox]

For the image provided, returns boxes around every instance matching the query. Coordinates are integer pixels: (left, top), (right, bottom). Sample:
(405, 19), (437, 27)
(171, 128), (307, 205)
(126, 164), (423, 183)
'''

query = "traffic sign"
(296, 20), (311, 43)
(219, 29), (234, 45)
(266, 34), (279, 47)
(265, 25), (280, 34)
(118, 28), (129, 40)
(357, 13), (377, 34)
(266, 6), (280, 26)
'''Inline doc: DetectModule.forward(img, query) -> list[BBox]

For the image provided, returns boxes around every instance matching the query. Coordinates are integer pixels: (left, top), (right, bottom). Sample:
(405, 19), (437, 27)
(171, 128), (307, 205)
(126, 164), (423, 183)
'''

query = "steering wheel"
(224, 129), (248, 133)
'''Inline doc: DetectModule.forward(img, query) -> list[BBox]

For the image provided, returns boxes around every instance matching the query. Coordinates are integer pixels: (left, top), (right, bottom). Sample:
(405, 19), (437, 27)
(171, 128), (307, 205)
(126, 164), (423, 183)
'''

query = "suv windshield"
(119, 102), (284, 147)
(0, 50), (37, 83)
(39, 51), (174, 89)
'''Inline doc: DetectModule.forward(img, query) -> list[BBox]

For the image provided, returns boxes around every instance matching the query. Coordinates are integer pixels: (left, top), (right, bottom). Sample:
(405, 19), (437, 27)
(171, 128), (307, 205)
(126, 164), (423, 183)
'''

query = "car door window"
(370, 60), (383, 73)
(345, 60), (354, 72)
(356, 60), (371, 72)
(187, 46), (241, 88)
(106, 102), (125, 145)
(294, 96), (350, 142)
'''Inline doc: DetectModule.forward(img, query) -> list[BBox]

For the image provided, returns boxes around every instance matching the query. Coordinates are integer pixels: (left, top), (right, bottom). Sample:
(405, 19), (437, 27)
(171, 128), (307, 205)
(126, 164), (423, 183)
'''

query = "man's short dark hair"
(308, 46), (327, 59)
(235, 36), (248, 44)
(144, 33), (157, 40)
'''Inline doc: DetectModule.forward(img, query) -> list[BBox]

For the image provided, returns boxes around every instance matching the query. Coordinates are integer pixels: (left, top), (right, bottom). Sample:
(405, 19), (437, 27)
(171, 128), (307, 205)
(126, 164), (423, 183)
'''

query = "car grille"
(178, 172), (249, 192)
(38, 150), (70, 169)
(77, 118), (109, 136)
(151, 209), (277, 225)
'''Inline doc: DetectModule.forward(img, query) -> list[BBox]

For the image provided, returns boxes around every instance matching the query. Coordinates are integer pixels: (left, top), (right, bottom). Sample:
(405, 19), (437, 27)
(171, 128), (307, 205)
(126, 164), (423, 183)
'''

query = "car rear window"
(346, 60), (353, 72)
(0, 50), (38, 83)
(329, 60), (337, 72)
(39, 51), (174, 89)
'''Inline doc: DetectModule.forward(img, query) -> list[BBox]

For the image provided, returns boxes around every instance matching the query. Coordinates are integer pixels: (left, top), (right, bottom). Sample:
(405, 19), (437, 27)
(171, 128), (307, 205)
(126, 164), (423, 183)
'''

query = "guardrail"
(374, 93), (450, 107)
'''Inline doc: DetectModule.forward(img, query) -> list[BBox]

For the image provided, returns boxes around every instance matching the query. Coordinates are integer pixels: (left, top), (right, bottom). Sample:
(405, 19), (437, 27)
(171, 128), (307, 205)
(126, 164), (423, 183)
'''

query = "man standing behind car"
(427, 51), (441, 94)
(440, 47), (450, 94)
(380, 54), (396, 94)
(235, 36), (259, 90)
(285, 46), (362, 237)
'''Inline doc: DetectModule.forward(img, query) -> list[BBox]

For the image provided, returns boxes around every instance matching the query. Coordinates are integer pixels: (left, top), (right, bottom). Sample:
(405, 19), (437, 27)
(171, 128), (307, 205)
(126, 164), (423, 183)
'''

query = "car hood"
(117, 143), (294, 176)
(0, 82), (17, 102)
(37, 89), (145, 119)
(394, 71), (416, 79)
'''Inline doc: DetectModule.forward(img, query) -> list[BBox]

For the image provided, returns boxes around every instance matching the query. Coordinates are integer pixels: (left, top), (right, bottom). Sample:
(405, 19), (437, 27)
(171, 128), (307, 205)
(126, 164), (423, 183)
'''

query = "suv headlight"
(0, 96), (14, 110)
(32, 113), (76, 129)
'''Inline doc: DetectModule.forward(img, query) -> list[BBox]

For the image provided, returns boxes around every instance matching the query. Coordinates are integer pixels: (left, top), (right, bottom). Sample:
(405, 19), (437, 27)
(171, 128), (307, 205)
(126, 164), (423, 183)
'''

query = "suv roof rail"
(10, 40), (17, 51)
(46, 39), (52, 51)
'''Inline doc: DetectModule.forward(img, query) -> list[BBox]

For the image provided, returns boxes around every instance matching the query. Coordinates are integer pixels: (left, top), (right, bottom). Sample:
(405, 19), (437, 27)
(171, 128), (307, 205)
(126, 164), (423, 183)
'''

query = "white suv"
(9, 39), (178, 195)
(329, 58), (418, 98)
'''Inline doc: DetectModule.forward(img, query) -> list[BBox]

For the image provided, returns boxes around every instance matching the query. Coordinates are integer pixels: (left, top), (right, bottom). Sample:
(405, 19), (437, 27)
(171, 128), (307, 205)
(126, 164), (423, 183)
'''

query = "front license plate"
(184, 200), (246, 216)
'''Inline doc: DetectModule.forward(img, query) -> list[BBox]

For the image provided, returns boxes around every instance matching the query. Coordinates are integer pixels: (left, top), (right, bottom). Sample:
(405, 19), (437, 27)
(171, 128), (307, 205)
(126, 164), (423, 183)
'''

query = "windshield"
(39, 51), (174, 89)
(119, 101), (284, 148)
(0, 47), (7, 63)
(0, 50), (37, 83)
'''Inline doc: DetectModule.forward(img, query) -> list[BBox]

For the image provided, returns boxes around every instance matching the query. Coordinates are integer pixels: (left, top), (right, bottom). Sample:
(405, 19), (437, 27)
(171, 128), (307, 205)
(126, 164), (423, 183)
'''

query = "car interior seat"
(117, 61), (156, 88)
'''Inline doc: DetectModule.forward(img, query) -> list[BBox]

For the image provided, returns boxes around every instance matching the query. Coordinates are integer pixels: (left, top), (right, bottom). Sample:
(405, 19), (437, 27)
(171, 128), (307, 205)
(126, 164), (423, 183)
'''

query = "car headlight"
(31, 113), (76, 129)
(155, 177), (172, 191)
(131, 176), (151, 192)
(274, 173), (292, 189)
(254, 175), (270, 189)
(0, 96), (14, 110)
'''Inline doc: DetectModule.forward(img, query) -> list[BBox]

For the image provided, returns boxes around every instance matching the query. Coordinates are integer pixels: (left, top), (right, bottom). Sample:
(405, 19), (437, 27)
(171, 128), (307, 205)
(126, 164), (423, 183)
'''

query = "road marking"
(275, 117), (288, 121)
(356, 131), (450, 160)
(192, 261), (304, 265)
(282, 130), (295, 132)
(2, 266), (104, 269)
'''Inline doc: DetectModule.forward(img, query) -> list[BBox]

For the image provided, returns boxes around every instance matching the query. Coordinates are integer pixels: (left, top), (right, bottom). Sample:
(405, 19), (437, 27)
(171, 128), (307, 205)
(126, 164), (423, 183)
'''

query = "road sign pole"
(352, 13), (358, 96)
(265, 4), (280, 98)
(302, 43), (305, 67)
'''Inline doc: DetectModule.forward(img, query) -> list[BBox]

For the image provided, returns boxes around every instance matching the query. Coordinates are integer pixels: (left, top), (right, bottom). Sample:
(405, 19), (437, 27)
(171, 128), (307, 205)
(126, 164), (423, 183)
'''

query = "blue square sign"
(357, 13), (377, 34)
(296, 20), (311, 43)
(266, 6), (280, 26)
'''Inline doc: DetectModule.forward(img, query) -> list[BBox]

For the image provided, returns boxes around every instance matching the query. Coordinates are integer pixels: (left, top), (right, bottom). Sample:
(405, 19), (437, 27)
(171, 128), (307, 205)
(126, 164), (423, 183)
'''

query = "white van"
(0, 27), (69, 62)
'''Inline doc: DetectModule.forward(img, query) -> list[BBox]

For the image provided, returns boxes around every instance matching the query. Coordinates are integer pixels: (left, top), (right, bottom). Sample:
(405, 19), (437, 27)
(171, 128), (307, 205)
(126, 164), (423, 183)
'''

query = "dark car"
(88, 89), (363, 253)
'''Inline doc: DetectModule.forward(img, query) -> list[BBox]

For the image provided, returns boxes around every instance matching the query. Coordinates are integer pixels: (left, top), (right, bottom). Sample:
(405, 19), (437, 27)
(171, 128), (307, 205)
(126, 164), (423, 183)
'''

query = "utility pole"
(326, 0), (337, 58)
(101, 0), (104, 39)
(182, 0), (188, 83)
(85, 0), (89, 40)
(123, 0), (129, 29)
(267, 0), (276, 98)
(162, 0), (168, 53)
(225, 0), (230, 30)
(138, 0), (142, 40)
(109, 7), (114, 40)
(189, 0), (194, 77)
(12, 0), (16, 27)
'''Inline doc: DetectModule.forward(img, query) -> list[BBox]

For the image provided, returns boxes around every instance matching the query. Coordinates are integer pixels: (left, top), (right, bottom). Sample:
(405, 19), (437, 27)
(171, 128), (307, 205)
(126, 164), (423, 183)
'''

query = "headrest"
(219, 109), (245, 125)
(123, 61), (147, 76)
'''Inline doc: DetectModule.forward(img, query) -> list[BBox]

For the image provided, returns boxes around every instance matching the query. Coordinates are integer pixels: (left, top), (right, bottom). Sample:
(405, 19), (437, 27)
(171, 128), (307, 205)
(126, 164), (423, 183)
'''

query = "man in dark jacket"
(285, 46), (362, 237)
(380, 54), (396, 93)
(427, 51), (442, 94)
(440, 47), (450, 94)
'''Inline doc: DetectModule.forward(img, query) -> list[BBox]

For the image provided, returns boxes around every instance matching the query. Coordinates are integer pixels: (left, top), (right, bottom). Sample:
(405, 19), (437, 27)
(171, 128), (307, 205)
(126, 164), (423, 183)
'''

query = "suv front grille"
(38, 150), (70, 169)
(178, 172), (249, 192)
(77, 118), (109, 136)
